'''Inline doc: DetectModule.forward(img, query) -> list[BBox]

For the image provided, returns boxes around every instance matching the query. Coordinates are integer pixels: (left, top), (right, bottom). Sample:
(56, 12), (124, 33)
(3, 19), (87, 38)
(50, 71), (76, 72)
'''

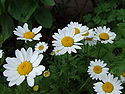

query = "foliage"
(83, 0), (125, 76)
(0, 0), (54, 47)
(0, 0), (125, 94)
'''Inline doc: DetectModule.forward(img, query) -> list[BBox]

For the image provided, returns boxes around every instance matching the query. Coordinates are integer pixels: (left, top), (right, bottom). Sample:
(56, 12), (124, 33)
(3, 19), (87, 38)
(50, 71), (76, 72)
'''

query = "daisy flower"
(120, 72), (125, 83)
(93, 73), (123, 94)
(67, 21), (89, 35)
(94, 26), (116, 44)
(52, 27), (83, 55)
(3, 47), (45, 87)
(35, 42), (48, 53)
(13, 23), (42, 42)
(82, 29), (97, 46)
(88, 59), (109, 80)
(0, 49), (3, 58)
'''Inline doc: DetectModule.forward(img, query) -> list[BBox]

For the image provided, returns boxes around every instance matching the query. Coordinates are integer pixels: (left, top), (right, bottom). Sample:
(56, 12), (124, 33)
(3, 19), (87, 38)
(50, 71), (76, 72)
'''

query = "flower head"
(3, 47), (45, 87)
(35, 42), (48, 53)
(94, 26), (116, 44)
(13, 23), (42, 42)
(120, 72), (125, 83)
(93, 74), (123, 94)
(67, 21), (89, 35)
(82, 29), (97, 46)
(88, 59), (109, 80)
(52, 27), (83, 55)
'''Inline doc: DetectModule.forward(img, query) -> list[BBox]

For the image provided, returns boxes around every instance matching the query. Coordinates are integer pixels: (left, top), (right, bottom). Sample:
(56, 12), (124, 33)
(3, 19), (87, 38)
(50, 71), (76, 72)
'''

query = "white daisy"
(82, 29), (97, 46)
(35, 42), (48, 53)
(120, 72), (125, 83)
(0, 49), (3, 58)
(87, 59), (109, 80)
(93, 73), (123, 94)
(3, 47), (45, 87)
(94, 26), (116, 44)
(52, 27), (83, 55)
(67, 21), (89, 35)
(13, 23), (42, 42)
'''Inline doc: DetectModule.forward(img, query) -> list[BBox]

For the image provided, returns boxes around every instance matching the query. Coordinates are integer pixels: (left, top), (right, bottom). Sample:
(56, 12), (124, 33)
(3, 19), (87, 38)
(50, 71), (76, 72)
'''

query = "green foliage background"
(0, 0), (125, 94)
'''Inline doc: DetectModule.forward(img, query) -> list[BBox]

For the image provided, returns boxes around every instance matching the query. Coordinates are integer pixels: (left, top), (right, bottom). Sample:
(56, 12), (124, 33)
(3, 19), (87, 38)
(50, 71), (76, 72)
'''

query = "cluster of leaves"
(0, 0), (55, 48)
(83, 0), (125, 27)
(0, 0), (125, 94)
(83, 0), (125, 77)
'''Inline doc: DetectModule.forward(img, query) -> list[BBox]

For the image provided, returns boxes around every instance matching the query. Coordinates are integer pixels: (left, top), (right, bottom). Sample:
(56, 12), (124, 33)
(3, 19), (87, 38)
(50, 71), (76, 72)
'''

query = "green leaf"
(117, 22), (125, 38)
(0, 84), (14, 94)
(0, 15), (14, 47)
(41, 0), (55, 6)
(34, 8), (53, 28)
(112, 60), (125, 75)
(0, 0), (6, 15)
(114, 39), (125, 48)
(8, 0), (37, 22)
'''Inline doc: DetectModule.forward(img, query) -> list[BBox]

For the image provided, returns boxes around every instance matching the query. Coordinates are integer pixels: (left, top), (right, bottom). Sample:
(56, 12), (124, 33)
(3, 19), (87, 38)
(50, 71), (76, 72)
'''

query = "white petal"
(30, 52), (39, 63)
(6, 57), (20, 66)
(0, 49), (3, 58)
(17, 26), (25, 33)
(7, 72), (20, 81)
(15, 49), (24, 62)
(33, 54), (43, 67)
(21, 48), (27, 61)
(32, 26), (42, 34)
(27, 77), (34, 87)
(16, 76), (25, 85)
(74, 34), (83, 42)
(33, 68), (42, 76)
(3, 64), (17, 70)
(28, 71), (36, 78)
(36, 65), (45, 71)
(33, 33), (42, 40)
(27, 47), (33, 61)
(8, 80), (16, 87)
(23, 23), (29, 32)
(3, 70), (18, 77)
(13, 31), (23, 37)
(73, 45), (81, 49)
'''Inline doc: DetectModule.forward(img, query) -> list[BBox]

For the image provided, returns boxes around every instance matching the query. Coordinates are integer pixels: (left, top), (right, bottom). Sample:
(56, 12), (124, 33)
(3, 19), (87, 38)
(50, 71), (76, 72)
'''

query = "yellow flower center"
(33, 85), (39, 91)
(85, 38), (93, 41)
(102, 82), (114, 93)
(82, 32), (89, 36)
(74, 28), (80, 34)
(24, 31), (35, 39)
(38, 45), (44, 50)
(18, 61), (32, 75)
(61, 36), (74, 47)
(122, 72), (125, 77)
(43, 71), (51, 77)
(99, 33), (109, 40)
(93, 65), (102, 74)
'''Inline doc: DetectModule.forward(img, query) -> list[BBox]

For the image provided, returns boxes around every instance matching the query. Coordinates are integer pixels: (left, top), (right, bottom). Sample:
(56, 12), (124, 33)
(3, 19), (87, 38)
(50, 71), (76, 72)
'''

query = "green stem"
(83, 44), (85, 54)
(86, 45), (88, 54)
(97, 44), (102, 58)
(79, 78), (91, 91)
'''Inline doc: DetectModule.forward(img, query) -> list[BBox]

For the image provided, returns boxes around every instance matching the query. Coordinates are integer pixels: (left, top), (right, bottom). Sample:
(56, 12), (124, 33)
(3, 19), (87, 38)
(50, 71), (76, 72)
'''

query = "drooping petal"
(27, 77), (34, 87)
